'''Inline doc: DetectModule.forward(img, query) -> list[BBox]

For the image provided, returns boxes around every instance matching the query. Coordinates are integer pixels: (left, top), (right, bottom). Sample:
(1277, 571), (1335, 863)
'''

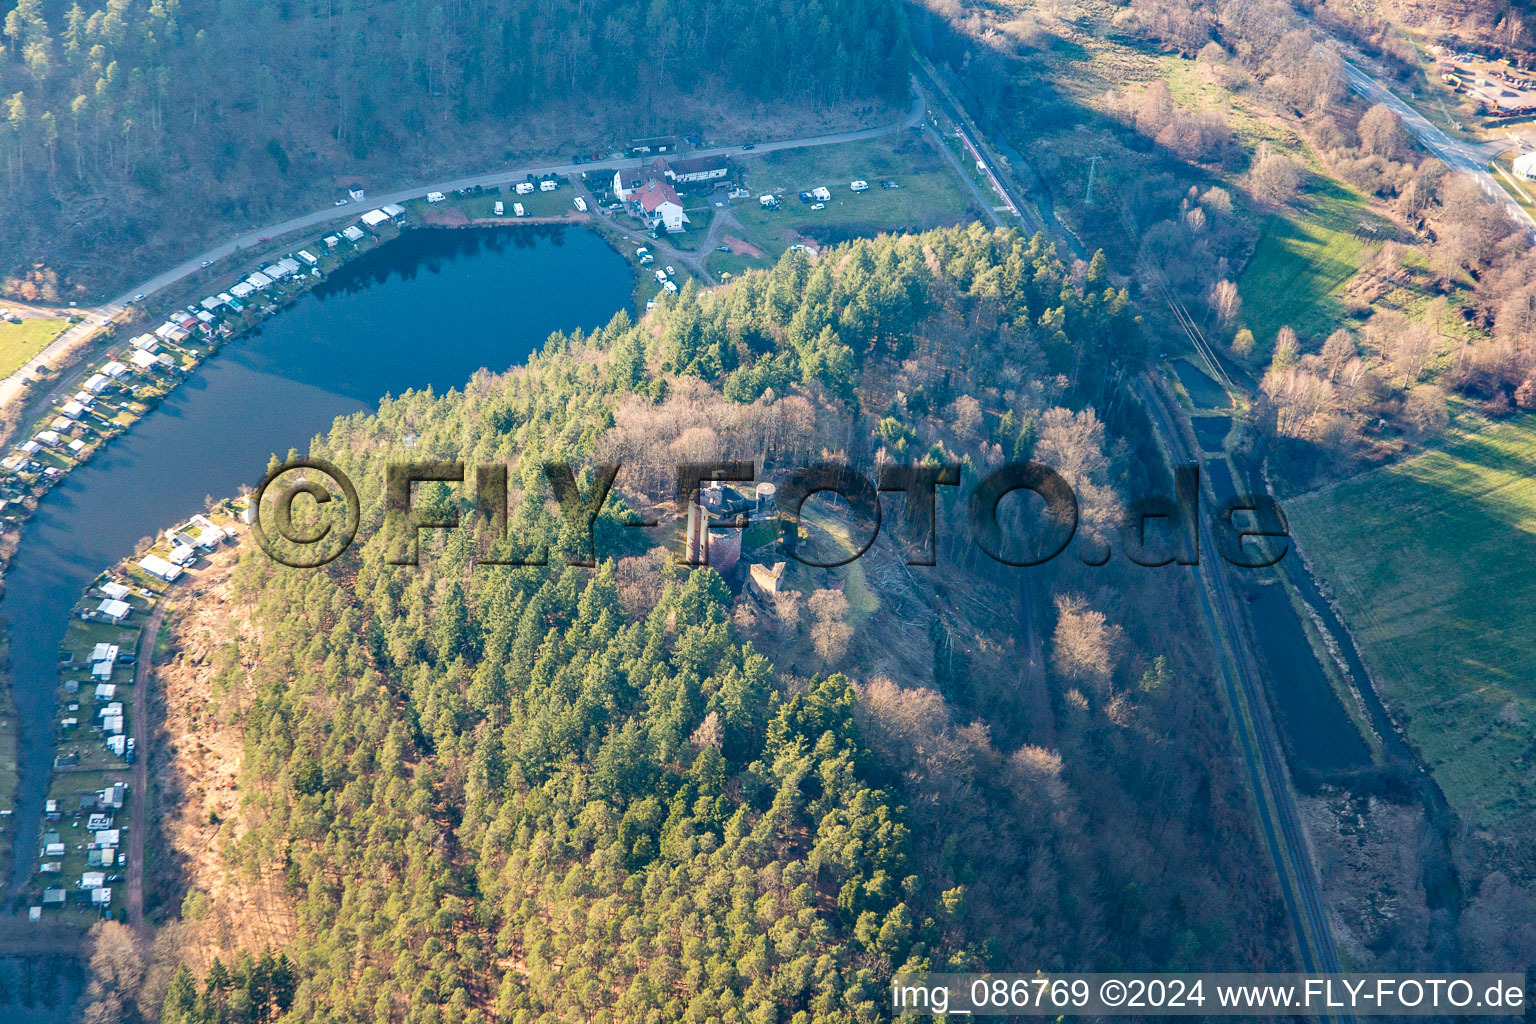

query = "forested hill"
(0, 0), (909, 297)
(147, 227), (1287, 1024)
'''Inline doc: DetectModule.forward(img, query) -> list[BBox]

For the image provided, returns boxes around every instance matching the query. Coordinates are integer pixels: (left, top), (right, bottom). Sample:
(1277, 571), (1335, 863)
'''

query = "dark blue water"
(1246, 583), (1372, 772)
(1, 227), (631, 918)
(1191, 416), (1229, 452)
(1172, 358), (1231, 409)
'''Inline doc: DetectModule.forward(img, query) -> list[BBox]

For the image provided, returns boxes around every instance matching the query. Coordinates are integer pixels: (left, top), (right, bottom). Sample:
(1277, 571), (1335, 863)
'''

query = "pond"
(1171, 357), (1231, 409)
(1191, 416), (1230, 452)
(1245, 583), (1372, 773)
(1, 226), (633, 916)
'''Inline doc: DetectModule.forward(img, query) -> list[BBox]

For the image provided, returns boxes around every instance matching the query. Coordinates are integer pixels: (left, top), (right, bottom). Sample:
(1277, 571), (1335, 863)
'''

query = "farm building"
(1516, 152), (1536, 182)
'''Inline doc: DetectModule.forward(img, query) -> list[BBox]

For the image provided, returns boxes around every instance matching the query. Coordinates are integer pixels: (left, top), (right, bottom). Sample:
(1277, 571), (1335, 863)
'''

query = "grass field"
(0, 317), (69, 377)
(1287, 413), (1536, 824)
(717, 135), (976, 271)
(1237, 176), (1393, 349)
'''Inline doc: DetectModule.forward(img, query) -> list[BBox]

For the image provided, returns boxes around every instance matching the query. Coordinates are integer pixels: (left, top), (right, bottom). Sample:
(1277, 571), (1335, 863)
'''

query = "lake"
(0, 226), (632, 933)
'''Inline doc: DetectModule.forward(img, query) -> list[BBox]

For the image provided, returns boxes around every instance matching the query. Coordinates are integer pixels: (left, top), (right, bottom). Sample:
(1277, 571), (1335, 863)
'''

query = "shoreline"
(0, 210), (638, 908)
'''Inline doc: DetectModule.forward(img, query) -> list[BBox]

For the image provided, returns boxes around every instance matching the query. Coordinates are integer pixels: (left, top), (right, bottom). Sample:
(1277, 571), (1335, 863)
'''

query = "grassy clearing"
(432, 184), (581, 221)
(727, 134), (975, 266)
(1287, 411), (1536, 824)
(0, 317), (69, 377)
(1237, 176), (1392, 349)
(703, 251), (761, 280)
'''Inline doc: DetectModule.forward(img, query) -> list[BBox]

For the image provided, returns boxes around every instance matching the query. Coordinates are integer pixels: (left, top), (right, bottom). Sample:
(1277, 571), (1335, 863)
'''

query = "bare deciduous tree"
(808, 588), (852, 663)
(1050, 593), (1121, 696)
(1249, 149), (1301, 205)
(1358, 103), (1407, 158)
(1209, 279), (1241, 325)
(1321, 329), (1356, 380)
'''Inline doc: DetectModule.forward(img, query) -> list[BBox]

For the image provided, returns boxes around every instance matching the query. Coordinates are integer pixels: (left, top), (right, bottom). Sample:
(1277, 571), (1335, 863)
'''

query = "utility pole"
(1085, 152), (1101, 206)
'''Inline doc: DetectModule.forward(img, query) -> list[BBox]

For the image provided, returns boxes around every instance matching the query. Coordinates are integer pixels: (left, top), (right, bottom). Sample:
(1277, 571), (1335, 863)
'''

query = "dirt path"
(127, 597), (169, 931)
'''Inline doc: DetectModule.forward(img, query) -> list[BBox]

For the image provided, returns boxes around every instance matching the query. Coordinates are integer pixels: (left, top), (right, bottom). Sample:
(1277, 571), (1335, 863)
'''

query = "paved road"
(125, 597), (168, 931)
(0, 86), (927, 417)
(1340, 59), (1536, 234)
(919, 56), (1344, 981)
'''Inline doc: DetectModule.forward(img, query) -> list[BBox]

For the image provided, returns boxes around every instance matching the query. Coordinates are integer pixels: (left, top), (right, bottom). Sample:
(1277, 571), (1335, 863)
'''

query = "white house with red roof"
(631, 179), (690, 233)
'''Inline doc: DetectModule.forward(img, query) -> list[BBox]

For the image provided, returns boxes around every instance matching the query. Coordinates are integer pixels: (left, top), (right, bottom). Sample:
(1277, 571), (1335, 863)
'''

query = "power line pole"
(1085, 152), (1101, 206)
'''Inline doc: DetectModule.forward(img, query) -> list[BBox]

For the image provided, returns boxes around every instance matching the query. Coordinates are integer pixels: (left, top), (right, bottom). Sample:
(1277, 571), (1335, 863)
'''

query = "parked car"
(200, 260), (212, 267)
(811, 202), (825, 210)
(132, 293), (146, 302)
(798, 192), (813, 203)
(665, 266), (675, 275)
(334, 198), (349, 206)
(716, 245), (731, 252)
(741, 143), (755, 150)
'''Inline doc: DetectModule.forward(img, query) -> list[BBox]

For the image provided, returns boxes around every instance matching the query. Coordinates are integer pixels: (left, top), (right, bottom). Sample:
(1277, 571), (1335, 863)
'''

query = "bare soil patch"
(722, 235), (763, 257)
(148, 545), (296, 969)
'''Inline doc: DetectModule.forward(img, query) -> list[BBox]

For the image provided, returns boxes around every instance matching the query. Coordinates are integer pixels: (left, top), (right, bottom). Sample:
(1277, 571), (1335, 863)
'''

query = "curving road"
(1339, 58), (1536, 234)
(0, 86), (928, 415)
